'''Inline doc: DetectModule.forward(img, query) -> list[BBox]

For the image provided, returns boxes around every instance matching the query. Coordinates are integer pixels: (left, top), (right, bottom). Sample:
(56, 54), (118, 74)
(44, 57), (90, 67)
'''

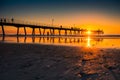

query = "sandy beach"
(0, 43), (120, 80)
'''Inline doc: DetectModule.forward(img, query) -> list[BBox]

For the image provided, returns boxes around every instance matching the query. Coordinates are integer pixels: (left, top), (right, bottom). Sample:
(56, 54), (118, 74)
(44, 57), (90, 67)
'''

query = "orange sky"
(1, 11), (120, 35)
(1, 0), (120, 34)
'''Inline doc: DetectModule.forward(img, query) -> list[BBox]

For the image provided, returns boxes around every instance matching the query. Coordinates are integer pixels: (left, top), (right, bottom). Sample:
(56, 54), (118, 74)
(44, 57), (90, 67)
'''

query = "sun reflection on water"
(86, 36), (91, 47)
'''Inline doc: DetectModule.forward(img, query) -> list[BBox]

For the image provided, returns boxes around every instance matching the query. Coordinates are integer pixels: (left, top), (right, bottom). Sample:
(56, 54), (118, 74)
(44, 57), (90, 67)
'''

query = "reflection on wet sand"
(1, 36), (120, 48)
(0, 36), (103, 46)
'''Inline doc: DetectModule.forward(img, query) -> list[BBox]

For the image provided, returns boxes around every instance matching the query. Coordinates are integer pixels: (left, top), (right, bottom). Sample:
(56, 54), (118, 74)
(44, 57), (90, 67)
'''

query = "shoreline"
(0, 43), (120, 80)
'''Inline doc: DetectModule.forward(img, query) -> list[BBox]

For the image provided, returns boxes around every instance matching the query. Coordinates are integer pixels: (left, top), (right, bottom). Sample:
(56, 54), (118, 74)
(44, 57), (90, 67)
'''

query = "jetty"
(0, 18), (104, 36)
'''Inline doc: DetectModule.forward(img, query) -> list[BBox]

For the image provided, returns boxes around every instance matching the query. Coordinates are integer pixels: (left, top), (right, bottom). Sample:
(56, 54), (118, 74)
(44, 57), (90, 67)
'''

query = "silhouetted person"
(60, 25), (62, 28)
(4, 19), (6, 23)
(11, 18), (14, 23)
(0, 19), (2, 22)
(71, 27), (73, 29)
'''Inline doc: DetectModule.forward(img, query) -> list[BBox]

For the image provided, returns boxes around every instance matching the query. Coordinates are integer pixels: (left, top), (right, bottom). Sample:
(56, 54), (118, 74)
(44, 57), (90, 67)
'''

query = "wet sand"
(0, 43), (120, 80)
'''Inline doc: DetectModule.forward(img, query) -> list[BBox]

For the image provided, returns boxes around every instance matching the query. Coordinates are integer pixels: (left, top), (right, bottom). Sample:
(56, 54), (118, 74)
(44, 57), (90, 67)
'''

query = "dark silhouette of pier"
(0, 18), (104, 36)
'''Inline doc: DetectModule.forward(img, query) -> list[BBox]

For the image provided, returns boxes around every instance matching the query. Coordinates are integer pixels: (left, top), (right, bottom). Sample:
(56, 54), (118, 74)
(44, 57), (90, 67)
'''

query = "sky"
(0, 0), (120, 34)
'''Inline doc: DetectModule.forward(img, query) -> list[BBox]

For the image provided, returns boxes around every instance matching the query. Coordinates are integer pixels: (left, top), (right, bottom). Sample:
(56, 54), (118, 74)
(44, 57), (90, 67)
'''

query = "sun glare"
(87, 36), (91, 47)
(87, 30), (91, 35)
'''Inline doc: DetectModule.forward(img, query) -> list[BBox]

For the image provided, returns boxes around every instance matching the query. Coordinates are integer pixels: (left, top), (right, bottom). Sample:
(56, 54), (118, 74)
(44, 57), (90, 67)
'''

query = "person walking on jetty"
(11, 18), (14, 23)
(4, 19), (6, 23)
(0, 18), (2, 22)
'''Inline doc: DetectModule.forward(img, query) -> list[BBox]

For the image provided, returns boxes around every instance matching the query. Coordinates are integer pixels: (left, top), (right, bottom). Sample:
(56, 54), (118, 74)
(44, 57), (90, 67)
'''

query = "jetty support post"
(32, 28), (35, 36)
(43, 28), (45, 35)
(1, 25), (5, 36)
(65, 30), (67, 35)
(59, 29), (61, 36)
(70, 30), (72, 35)
(39, 28), (41, 35)
(2, 35), (5, 41)
(52, 29), (55, 36)
(50, 29), (52, 35)
(24, 27), (26, 36)
(17, 27), (19, 36)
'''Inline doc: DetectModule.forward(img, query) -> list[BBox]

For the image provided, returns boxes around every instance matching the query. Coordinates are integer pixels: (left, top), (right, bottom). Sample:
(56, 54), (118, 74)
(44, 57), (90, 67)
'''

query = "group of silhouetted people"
(0, 18), (14, 23)
(0, 18), (6, 22)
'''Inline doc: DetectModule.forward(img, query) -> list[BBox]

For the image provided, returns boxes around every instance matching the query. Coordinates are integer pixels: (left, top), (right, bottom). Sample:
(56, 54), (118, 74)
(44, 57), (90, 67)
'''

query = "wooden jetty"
(0, 18), (104, 36)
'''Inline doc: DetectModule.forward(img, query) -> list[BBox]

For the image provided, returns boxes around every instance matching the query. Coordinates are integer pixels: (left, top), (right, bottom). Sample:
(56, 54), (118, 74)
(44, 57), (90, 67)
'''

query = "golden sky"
(0, 0), (120, 34)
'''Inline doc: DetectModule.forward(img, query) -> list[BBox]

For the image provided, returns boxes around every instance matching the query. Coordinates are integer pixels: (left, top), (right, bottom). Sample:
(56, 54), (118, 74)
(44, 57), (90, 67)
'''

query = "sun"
(87, 30), (91, 35)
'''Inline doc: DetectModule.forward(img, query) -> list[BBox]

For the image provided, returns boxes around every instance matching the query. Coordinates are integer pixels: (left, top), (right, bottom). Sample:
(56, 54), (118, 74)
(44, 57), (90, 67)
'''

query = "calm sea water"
(0, 36), (120, 48)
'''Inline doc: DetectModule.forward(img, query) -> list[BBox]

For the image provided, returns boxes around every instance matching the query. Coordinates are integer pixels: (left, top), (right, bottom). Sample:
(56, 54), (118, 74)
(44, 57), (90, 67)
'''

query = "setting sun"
(87, 30), (91, 35)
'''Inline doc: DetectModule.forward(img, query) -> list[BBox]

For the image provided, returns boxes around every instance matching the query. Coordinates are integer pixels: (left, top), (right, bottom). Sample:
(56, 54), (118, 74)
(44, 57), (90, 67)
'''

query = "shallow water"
(0, 36), (120, 48)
